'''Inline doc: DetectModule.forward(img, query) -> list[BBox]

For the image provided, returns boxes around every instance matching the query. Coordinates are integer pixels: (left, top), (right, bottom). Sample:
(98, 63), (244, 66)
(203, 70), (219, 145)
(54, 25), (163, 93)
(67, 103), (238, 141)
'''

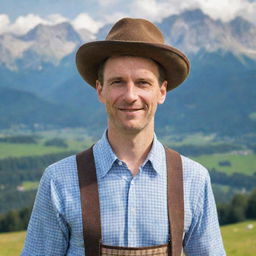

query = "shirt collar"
(93, 130), (166, 178)
(145, 133), (166, 176)
(93, 130), (117, 178)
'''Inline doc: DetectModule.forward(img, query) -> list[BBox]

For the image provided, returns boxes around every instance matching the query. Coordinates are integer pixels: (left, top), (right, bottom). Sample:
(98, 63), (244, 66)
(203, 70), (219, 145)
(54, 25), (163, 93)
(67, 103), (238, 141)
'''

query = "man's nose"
(123, 83), (138, 102)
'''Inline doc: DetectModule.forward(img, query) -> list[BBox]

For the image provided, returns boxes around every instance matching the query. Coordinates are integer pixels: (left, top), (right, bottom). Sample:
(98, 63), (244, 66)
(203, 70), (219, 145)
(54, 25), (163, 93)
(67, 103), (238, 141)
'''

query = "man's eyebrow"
(136, 77), (154, 83)
(106, 76), (124, 83)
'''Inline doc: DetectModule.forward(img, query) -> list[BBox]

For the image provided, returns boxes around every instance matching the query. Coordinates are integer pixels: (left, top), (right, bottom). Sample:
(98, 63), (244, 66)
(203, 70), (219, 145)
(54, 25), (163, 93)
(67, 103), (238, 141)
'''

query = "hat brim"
(76, 40), (190, 91)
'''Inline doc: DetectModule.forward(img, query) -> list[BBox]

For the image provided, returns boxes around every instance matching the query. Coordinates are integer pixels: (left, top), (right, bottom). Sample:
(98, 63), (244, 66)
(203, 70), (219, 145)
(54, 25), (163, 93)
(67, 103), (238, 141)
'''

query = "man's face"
(96, 56), (167, 134)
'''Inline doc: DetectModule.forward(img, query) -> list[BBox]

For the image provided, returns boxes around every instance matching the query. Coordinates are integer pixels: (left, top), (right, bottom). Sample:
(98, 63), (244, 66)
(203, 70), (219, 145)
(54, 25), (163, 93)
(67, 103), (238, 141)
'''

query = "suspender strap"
(165, 147), (184, 256)
(76, 146), (184, 256)
(77, 147), (101, 256)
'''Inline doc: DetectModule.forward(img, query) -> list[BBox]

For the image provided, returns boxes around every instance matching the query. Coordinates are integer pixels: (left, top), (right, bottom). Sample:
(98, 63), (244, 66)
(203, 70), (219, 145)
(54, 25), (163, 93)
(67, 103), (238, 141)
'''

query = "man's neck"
(107, 126), (154, 176)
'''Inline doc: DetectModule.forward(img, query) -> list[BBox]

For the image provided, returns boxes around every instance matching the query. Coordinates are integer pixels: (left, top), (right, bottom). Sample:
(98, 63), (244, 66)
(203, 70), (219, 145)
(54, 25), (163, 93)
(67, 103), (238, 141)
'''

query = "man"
(22, 18), (226, 255)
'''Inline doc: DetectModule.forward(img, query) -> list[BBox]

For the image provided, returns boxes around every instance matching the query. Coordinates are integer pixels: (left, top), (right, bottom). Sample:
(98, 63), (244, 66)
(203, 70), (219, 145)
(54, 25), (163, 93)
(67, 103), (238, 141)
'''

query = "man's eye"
(138, 80), (150, 86)
(111, 80), (122, 85)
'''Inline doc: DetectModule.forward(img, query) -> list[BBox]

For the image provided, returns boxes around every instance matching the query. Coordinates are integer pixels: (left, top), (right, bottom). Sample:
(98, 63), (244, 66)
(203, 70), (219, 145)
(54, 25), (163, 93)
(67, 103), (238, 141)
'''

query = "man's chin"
(108, 116), (153, 134)
(117, 122), (148, 134)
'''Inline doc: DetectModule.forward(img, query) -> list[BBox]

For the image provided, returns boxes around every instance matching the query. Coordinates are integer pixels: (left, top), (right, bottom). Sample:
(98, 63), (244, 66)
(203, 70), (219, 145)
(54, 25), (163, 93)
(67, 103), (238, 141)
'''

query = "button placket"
(127, 178), (137, 246)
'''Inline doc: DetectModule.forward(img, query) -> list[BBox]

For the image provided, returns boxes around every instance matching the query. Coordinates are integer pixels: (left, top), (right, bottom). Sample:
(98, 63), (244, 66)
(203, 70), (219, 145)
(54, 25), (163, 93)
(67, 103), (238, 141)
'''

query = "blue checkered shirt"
(22, 131), (226, 255)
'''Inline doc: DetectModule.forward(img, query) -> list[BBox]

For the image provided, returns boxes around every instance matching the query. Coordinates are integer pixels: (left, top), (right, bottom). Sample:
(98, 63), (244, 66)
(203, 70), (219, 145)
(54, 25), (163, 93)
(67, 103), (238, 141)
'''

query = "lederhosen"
(76, 146), (184, 256)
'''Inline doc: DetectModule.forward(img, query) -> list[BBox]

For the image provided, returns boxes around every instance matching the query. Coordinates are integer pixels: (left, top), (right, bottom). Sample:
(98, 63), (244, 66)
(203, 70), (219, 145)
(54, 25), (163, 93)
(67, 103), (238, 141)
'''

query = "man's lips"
(118, 107), (143, 112)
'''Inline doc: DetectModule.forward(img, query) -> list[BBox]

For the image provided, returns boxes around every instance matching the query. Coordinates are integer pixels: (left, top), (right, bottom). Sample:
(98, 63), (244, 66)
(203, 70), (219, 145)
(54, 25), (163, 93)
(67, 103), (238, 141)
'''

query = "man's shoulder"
(180, 154), (210, 183)
(43, 154), (77, 180)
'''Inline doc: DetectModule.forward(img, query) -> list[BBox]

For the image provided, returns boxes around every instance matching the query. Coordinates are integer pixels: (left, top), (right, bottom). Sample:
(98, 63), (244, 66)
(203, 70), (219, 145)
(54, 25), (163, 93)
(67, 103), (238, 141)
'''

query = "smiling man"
(22, 18), (226, 256)
(97, 56), (166, 133)
(95, 56), (167, 176)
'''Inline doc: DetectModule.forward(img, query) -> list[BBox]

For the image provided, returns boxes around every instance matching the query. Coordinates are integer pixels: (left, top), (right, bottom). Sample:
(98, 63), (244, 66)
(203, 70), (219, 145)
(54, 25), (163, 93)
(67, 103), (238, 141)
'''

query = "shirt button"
(131, 208), (136, 214)
(130, 227), (135, 232)
(118, 161), (122, 166)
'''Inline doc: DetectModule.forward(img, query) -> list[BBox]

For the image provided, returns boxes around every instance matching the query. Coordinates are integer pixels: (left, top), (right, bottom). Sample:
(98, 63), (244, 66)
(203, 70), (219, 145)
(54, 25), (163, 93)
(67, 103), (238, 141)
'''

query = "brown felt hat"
(76, 17), (190, 91)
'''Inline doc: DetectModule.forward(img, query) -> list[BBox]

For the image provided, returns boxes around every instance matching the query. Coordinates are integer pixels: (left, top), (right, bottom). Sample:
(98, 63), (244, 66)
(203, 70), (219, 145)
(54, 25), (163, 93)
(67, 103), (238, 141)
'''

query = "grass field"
(21, 181), (39, 191)
(0, 142), (71, 159)
(0, 230), (25, 256)
(0, 128), (95, 159)
(192, 153), (256, 175)
(0, 221), (255, 255)
(221, 220), (256, 255)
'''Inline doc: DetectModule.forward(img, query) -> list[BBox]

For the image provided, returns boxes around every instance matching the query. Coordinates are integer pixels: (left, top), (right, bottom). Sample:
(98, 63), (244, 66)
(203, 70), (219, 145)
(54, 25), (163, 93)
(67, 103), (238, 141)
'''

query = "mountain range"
(0, 9), (255, 141)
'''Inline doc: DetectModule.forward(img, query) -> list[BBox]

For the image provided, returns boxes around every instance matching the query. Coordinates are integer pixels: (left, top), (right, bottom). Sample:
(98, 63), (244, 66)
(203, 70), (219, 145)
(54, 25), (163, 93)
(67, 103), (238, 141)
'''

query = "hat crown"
(106, 18), (165, 44)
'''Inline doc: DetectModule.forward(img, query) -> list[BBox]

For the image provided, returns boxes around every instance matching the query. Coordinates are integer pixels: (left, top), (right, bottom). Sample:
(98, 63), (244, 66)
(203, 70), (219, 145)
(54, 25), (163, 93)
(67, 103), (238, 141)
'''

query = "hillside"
(0, 87), (82, 128)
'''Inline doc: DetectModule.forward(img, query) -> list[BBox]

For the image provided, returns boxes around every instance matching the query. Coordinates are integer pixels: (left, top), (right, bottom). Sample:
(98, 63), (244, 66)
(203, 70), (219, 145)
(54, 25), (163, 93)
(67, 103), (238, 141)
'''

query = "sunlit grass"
(0, 231), (25, 256)
(221, 220), (256, 255)
(21, 181), (39, 191)
(192, 153), (256, 175)
(0, 128), (95, 159)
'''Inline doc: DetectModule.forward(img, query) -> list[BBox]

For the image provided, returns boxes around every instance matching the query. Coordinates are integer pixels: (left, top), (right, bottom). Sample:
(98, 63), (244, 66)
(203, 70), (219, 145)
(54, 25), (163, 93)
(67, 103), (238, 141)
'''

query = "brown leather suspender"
(76, 146), (184, 256)
(77, 147), (101, 256)
(165, 147), (184, 256)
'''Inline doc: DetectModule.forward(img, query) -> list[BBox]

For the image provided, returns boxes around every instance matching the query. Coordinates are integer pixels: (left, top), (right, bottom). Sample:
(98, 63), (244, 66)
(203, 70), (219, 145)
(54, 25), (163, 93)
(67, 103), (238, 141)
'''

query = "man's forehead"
(103, 55), (159, 71)
(97, 54), (166, 86)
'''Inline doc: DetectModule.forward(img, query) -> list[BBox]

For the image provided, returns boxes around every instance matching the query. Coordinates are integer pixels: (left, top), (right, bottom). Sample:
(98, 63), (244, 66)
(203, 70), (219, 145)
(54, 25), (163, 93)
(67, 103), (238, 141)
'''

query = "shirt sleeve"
(183, 171), (226, 256)
(21, 166), (70, 256)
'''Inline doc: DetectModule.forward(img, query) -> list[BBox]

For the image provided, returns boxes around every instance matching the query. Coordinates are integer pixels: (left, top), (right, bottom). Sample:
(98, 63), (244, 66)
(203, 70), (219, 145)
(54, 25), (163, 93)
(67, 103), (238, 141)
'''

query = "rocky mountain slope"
(0, 9), (255, 70)
(159, 9), (256, 59)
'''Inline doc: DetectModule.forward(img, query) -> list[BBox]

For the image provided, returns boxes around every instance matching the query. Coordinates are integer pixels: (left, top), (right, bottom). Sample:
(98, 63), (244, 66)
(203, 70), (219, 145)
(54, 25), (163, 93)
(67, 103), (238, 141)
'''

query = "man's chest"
(97, 170), (169, 247)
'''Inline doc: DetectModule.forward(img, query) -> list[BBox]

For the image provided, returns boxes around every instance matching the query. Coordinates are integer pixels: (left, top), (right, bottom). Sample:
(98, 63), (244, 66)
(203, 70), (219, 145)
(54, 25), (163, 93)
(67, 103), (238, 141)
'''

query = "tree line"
(0, 151), (75, 214)
(0, 135), (38, 144)
(217, 189), (256, 225)
(171, 143), (243, 156)
(0, 207), (32, 232)
(209, 169), (256, 190)
(0, 151), (75, 187)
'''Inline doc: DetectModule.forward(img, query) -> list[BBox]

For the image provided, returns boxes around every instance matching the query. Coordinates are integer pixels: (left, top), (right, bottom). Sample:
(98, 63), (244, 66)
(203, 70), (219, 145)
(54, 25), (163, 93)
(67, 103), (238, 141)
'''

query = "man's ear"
(158, 80), (167, 104)
(96, 80), (105, 104)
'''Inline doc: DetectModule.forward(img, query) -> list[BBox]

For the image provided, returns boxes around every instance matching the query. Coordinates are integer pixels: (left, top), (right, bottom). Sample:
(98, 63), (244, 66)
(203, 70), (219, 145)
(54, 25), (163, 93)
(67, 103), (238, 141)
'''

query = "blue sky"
(0, 0), (255, 35)
(0, 0), (101, 20)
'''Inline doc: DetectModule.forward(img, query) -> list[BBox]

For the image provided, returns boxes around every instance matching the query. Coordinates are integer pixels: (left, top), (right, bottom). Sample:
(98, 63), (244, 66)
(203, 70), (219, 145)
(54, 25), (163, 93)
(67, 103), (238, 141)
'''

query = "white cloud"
(72, 13), (103, 33)
(0, 14), (10, 34)
(9, 14), (48, 35)
(103, 11), (129, 24)
(194, 0), (256, 22)
(9, 13), (69, 35)
(115, 0), (256, 24)
(47, 14), (68, 24)
(130, 0), (189, 22)
(0, 13), (75, 35)
(239, 1), (256, 24)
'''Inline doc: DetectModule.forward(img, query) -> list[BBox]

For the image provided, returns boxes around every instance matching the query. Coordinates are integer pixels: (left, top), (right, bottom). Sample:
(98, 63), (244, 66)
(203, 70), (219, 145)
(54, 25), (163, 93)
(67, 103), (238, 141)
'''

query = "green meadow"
(221, 220), (256, 255)
(192, 153), (256, 176)
(0, 128), (94, 159)
(0, 231), (25, 256)
(21, 181), (39, 191)
(0, 142), (70, 159)
(1, 220), (255, 256)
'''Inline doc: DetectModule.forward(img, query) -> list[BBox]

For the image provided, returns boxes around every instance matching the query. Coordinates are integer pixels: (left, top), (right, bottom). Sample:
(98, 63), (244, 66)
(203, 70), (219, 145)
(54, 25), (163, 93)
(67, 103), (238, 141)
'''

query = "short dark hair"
(97, 56), (166, 86)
